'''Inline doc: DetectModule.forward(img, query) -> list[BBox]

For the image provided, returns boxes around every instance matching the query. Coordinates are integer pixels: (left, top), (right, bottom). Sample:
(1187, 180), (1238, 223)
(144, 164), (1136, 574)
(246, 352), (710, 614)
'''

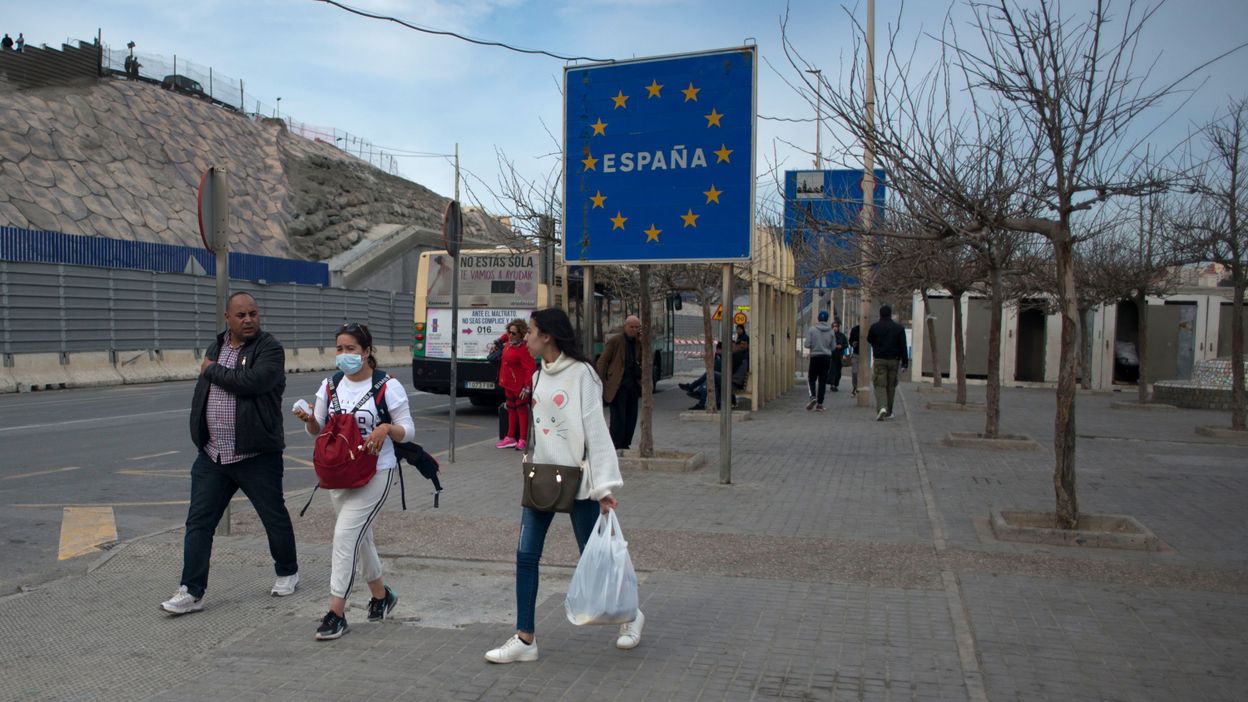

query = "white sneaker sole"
(485, 650), (539, 664)
(315, 625), (348, 641)
(160, 602), (203, 616)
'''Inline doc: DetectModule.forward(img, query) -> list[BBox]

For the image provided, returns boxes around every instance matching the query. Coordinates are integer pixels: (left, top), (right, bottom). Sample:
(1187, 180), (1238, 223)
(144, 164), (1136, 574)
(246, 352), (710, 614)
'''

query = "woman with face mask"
(292, 323), (415, 640)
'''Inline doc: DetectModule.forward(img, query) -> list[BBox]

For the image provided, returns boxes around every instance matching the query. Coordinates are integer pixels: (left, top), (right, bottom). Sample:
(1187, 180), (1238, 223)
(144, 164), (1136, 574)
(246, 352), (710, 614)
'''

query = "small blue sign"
(564, 47), (756, 264)
(784, 169), (886, 288)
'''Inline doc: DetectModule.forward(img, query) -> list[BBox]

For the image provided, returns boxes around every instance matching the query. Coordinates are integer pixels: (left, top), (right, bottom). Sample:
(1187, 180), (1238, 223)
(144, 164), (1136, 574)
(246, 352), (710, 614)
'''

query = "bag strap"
(299, 485), (318, 517)
(524, 367), (540, 462)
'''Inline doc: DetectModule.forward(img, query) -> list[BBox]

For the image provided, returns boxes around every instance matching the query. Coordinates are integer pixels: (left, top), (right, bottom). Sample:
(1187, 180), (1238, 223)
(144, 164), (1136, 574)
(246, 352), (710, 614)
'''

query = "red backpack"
(313, 373), (389, 489)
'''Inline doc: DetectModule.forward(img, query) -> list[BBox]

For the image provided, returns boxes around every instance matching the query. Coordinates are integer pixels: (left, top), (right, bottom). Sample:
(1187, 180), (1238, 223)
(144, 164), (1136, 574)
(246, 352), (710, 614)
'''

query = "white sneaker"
(877, 408), (888, 421)
(616, 610), (645, 650)
(271, 573), (299, 597)
(485, 634), (539, 663)
(806, 398), (817, 411)
(160, 585), (204, 615)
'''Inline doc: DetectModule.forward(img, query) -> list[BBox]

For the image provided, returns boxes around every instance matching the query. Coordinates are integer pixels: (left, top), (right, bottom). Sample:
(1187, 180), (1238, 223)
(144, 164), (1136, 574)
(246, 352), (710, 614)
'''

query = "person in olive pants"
(866, 305), (908, 420)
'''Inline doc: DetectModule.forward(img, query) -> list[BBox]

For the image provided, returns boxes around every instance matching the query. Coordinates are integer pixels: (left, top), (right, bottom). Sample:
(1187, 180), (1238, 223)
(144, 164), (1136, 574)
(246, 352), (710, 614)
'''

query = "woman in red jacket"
(495, 318), (537, 451)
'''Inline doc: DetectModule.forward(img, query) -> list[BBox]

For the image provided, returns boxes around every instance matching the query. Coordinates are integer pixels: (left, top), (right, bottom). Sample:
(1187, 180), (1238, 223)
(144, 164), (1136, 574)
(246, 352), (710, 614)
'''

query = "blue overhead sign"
(784, 169), (886, 289)
(563, 47), (756, 264)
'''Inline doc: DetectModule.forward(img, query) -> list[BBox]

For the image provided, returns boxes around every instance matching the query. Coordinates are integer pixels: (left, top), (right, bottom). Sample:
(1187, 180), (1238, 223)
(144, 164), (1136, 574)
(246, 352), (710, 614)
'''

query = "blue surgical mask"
(335, 353), (364, 375)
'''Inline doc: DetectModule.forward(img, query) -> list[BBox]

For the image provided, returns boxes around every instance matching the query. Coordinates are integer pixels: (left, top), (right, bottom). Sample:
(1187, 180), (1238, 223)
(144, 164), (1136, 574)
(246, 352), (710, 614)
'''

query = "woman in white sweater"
(485, 308), (644, 663)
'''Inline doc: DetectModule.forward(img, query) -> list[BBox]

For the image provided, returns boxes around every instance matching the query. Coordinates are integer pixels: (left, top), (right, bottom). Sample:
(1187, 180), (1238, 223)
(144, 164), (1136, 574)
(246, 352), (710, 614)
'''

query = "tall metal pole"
(807, 68), (824, 326)
(582, 266), (595, 358)
(449, 144), (460, 463)
(212, 167), (231, 536)
(857, 0), (877, 408)
(720, 263), (733, 484)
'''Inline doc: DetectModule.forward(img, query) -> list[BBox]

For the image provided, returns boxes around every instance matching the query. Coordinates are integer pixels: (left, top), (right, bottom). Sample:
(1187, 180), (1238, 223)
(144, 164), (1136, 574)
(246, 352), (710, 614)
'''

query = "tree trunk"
(952, 291), (967, 405)
(1232, 272), (1246, 430)
(1136, 291), (1150, 405)
(1052, 228), (1080, 530)
(638, 266), (654, 458)
(921, 290), (942, 387)
(1078, 307), (1093, 391)
(985, 267), (1003, 438)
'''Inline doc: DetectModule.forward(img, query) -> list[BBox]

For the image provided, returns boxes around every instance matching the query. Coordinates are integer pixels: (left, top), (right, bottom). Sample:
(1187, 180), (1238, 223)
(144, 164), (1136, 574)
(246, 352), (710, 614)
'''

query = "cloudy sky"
(7, 0), (1247, 220)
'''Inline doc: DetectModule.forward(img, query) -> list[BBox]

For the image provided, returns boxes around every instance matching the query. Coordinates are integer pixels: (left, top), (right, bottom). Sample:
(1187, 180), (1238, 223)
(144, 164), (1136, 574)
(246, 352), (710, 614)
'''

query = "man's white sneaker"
(485, 634), (539, 663)
(271, 573), (299, 597)
(616, 610), (645, 650)
(160, 586), (204, 615)
(806, 398), (817, 411)
(877, 408), (888, 421)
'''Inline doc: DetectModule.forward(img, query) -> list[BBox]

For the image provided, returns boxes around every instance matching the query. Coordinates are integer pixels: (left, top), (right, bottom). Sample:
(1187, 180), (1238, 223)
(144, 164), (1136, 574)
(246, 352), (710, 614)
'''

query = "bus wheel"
(468, 394), (496, 408)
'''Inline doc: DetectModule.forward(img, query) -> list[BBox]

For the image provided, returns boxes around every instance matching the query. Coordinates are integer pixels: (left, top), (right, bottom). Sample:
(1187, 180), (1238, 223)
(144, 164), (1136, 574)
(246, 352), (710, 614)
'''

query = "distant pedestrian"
(596, 315), (643, 450)
(848, 324), (861, 396)
(867, 305), (908, 420)
(15, 33), (24, 53)
(292, 322), (413, 640)
(1, 34), (13, 52)
(160, 292), (299, 616)
(495, 319), (536, 452)
(484, 308), (642, 664)
(828, 321), (849, 393)
(804, 311), (835, 411)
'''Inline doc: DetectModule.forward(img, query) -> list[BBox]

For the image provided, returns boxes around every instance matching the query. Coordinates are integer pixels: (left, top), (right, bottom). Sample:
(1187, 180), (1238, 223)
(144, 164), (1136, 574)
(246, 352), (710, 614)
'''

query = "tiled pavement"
(4, 378), (1247, 701)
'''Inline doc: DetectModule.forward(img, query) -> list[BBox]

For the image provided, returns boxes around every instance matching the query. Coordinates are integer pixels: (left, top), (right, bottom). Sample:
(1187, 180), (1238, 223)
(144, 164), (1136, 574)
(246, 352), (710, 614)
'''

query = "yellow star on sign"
(611, 90), (629, 109)
(645, 80), (663, 98)
(681, 82), (700, 102)
(705, 108), (724, 127)
(590, 191), (606, 208)
(703, 184), (722, 203)
(582, 152), (598, 171)
(610, 211), (628, 230)
(644, 224), (662, 242)
(590, 118), (607, 136)
(680, 209), (699, 228)
(713, 144), (733, 163)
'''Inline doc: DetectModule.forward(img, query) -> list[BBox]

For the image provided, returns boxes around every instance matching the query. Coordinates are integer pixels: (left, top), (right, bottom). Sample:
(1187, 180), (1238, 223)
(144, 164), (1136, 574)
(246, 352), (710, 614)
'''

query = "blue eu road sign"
(784, 169), (886, 289)
(564, 47), (756, 264)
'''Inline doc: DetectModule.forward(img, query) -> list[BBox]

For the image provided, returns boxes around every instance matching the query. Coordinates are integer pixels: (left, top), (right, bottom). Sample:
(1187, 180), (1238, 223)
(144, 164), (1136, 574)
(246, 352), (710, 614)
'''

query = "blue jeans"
(516, 500), (600, 635)
(180, 451), (298, 598)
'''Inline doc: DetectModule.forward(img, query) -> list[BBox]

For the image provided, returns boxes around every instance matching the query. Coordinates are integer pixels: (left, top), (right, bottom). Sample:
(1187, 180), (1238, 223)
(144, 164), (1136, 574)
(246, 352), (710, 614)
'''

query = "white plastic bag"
(564, 508), (639, 626)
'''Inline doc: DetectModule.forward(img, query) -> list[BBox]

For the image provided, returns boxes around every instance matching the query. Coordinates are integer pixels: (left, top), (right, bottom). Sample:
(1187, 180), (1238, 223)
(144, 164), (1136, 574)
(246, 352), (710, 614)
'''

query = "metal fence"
(93, 39), (400, 176)
(0, 227), (330, 286)
(0, 261), (414, 356)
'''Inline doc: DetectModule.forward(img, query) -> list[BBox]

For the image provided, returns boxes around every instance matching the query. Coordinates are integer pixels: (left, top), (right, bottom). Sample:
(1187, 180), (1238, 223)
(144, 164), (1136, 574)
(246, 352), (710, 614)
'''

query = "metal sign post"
(198, 166), (231, 535)
(444, 145), (463, 463)
(720, 264), (733, 484)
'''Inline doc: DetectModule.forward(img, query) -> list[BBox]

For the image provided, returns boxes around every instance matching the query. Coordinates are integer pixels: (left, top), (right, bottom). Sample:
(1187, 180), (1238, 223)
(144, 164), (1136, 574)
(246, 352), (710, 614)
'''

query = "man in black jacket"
(866, 304), (908, 420)
(161, 292), (299, 615)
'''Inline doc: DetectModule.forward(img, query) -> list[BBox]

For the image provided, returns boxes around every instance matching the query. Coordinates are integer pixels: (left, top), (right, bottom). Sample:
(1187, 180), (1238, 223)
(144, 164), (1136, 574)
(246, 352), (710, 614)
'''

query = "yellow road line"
(3, 466), (82, 481)
(58, 506), (118, 560)
(127, 450), (180, 461)
(116, 468), (188, 478)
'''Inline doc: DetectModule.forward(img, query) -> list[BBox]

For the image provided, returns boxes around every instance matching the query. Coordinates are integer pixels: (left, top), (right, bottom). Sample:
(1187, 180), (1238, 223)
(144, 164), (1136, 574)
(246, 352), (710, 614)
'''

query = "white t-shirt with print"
(311, 375), (413, 471)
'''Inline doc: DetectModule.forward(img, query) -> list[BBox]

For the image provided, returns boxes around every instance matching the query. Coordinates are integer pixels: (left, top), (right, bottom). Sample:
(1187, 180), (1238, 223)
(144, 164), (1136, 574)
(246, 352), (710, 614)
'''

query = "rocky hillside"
(0, 77), (504, 260)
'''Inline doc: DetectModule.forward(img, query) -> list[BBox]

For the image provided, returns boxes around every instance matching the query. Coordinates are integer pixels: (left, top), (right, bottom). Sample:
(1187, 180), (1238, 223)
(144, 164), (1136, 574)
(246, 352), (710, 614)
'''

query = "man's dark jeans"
(180, 451), (298, 598)
(609, 384), (640, 450)
(807, 355), (831, 405)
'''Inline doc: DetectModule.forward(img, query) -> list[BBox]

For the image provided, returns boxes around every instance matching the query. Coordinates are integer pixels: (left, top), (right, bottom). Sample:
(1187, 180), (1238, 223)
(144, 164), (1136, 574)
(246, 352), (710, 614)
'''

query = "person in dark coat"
(866, 305), (908, 420)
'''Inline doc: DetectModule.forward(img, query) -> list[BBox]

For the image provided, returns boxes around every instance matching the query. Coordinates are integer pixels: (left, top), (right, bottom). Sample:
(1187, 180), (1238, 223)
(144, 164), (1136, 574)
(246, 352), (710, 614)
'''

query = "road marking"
(284, 454), (314, 467)
(117, 468), (188, 478)
(127, 450), (180, 461)
(2, 466), (82, 481)
(0, 408), (188, 434)
(58, 506), (118, 560)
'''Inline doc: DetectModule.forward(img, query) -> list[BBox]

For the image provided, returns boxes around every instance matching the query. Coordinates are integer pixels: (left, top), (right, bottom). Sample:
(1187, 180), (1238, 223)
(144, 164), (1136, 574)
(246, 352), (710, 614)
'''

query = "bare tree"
(1169, 98), (1248, 430)
(787, 0), (1226, 528)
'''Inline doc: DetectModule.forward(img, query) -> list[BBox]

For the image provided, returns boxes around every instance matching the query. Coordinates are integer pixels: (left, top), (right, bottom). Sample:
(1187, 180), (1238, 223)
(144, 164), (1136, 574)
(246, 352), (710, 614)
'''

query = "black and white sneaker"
(315, 611), (349, 640)
(367, 586), (398, 622)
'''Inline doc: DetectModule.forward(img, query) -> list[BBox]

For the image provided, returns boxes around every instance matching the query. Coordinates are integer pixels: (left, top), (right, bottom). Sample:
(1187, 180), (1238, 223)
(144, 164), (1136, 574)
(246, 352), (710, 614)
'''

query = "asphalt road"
(0, 367), (501, 594)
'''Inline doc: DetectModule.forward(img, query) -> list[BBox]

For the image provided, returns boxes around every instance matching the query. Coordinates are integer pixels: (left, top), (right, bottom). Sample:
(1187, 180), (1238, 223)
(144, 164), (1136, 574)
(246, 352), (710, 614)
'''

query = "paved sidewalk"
(4, 379), (1247, 701)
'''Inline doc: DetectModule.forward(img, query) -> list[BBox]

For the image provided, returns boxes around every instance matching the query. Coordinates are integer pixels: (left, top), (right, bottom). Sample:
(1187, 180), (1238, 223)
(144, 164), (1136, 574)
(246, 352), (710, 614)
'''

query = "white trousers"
(328, 469), (392, 599)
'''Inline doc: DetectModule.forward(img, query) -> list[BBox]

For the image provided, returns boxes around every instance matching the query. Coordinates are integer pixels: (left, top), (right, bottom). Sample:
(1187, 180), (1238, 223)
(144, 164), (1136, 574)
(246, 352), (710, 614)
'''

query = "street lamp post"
(275, 97), (281, 119)
(805, 68), (822, 169)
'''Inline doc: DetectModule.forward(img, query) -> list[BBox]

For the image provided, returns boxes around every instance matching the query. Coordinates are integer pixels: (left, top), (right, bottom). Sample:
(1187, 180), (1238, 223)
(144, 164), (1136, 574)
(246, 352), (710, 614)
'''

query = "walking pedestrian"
(1, 34), (13, 52)
(160, 292), (299, 615)
(596, 315), (642, 450)
(292, 322), (414, 640)
(15, 33), (24, 53)
(867, 305), (908, 420)
(848, 324), (861, 396)
(804, 311), (835, 411)
(485, 308), (643, 663)
(828, 321), (849, 393)
(495, 318), (536, 451)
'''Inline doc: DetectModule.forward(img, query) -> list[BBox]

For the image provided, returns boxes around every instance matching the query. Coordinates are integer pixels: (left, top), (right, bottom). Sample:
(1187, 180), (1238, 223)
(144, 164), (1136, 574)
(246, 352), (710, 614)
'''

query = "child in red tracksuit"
(495, 319), (537, 451)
